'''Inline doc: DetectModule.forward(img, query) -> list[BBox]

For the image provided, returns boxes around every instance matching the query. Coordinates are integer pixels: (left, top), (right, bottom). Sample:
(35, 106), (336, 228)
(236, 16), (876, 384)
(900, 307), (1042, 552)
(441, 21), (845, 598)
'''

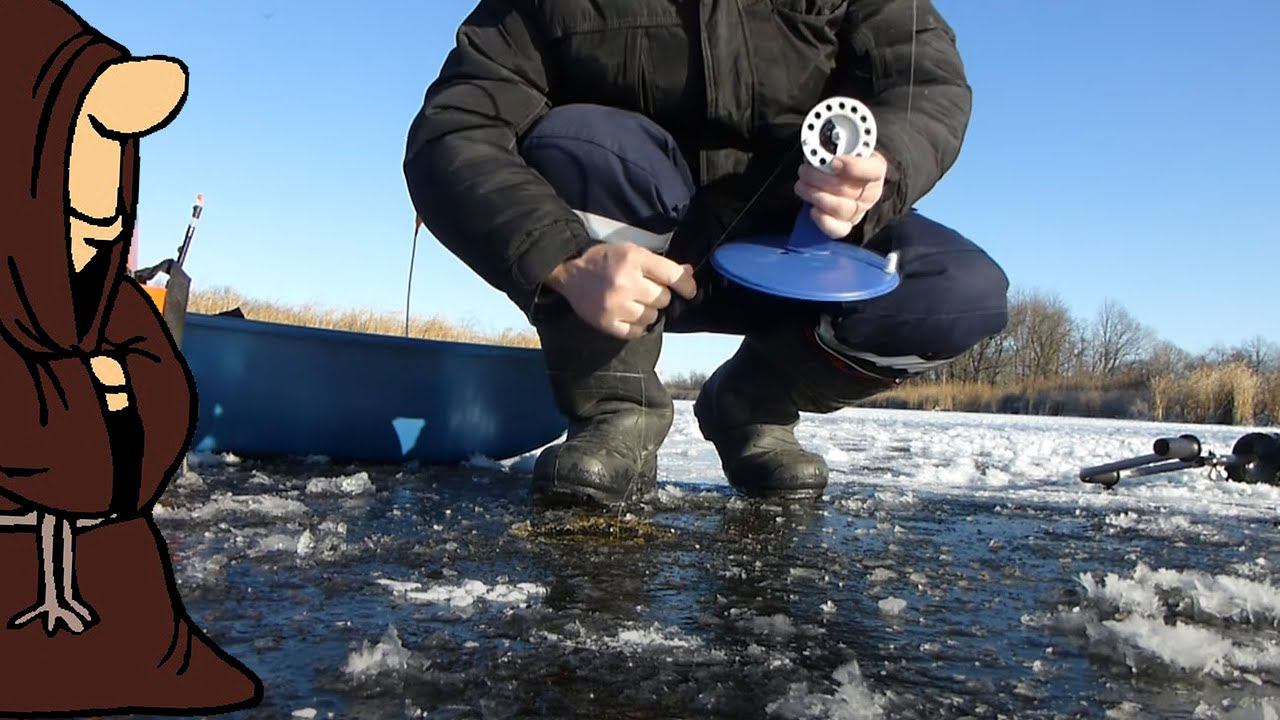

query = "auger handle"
(1153, 435), (1201, 461)
(1079, 434), (1206, 488)
(1080, 454), (1163, 487)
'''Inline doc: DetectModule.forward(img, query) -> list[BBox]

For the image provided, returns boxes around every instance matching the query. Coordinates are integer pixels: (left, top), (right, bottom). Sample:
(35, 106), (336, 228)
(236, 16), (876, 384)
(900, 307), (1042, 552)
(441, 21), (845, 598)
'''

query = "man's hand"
(546, 243), (697, 340)
(794, 152), (889, 239)
(90, 355), (130, 412)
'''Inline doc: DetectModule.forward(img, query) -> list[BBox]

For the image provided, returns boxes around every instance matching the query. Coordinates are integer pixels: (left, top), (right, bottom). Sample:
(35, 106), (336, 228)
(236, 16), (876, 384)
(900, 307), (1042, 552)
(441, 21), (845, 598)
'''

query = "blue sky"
(74, 1), (1280, 377)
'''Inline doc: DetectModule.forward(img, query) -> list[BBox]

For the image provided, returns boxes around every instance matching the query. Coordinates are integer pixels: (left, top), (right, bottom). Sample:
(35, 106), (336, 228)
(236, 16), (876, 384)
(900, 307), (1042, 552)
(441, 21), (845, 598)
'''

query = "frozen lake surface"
(152, 404), (1280, 719)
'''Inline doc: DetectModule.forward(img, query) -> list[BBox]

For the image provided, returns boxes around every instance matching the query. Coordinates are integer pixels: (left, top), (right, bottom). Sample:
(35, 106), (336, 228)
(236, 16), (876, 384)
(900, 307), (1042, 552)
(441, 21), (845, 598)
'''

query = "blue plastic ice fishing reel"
(711, 97), (901, 302)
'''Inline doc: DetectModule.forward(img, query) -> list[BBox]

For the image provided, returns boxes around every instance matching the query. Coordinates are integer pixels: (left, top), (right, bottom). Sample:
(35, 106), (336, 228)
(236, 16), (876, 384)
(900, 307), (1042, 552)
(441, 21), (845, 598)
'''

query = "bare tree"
(1239, 335), (1279, 374)
(1090, 299), (1152, 374)
(1007, 289), (1075, 380)
(1138, 340), (1193, 379)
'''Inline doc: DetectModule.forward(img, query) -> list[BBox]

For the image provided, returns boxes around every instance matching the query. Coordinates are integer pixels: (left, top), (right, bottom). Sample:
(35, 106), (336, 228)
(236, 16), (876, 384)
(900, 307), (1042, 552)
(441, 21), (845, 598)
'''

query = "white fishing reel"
(709, 95), (901, 302)
(799, 96), (879, 171)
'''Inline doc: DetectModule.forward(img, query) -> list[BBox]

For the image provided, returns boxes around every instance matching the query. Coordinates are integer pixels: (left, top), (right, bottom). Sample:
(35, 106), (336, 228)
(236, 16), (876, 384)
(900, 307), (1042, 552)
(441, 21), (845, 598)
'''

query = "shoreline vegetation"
(670, 289), (1280, 428)
(188, 287), (540, 348)
(664, 367), (1278, 428)
(190, 287), (1277, 427)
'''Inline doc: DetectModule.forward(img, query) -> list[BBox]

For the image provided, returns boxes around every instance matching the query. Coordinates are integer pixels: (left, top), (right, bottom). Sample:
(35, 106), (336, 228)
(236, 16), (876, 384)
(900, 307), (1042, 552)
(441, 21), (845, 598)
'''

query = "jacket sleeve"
(829, 0), (972, 242)
(403, 0), (593, 314)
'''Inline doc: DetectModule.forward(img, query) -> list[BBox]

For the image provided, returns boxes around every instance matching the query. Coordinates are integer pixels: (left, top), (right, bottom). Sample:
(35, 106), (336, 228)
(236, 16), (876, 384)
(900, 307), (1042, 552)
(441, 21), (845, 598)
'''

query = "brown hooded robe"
(0, 1), (262, 714)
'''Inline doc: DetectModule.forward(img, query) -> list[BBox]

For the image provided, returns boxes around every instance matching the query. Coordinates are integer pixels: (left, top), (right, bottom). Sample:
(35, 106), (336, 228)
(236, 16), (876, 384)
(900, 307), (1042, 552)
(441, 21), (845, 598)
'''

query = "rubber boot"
(532, 307), (673, 508)
(694, 324), (899, 500)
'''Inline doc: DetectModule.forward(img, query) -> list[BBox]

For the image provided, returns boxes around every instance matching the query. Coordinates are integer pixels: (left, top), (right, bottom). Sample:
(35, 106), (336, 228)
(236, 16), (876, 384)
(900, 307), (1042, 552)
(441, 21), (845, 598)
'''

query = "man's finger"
(831, 154), (887, 182)
(800, 186), (860, 223)
(668, 264), (697, 300)
(810, 205), (855, 240)
(633, 304), (660, 327)
(607, 319), (647, 340)
(616, 301), (656, 325)
(798, 163), (858, 194)
(640, 255), (697, 300)
(637, 279), (672, 310)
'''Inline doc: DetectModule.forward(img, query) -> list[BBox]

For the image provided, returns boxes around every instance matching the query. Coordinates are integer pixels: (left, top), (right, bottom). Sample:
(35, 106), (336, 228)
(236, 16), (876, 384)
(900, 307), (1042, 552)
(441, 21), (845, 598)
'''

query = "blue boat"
(180, 313), (567, 464)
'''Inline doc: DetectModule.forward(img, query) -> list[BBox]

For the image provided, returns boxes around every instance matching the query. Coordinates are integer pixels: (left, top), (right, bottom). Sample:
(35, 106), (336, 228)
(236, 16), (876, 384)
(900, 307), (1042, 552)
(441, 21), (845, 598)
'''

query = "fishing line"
(404, 220), (421, 337)
(691, 145), (800, 273)
(907, 0), (917, 126)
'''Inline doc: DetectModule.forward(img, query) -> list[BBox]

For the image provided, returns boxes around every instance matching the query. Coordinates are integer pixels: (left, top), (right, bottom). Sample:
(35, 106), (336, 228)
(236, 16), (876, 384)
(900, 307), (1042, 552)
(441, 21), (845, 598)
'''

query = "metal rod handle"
(1079, 453), (1164, 482)
(1126, 459), (1200, 479)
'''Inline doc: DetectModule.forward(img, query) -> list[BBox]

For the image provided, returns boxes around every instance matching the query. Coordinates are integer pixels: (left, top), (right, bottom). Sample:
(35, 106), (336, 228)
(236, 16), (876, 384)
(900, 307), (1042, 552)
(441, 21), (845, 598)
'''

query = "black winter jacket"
(404, 0), (971, 314)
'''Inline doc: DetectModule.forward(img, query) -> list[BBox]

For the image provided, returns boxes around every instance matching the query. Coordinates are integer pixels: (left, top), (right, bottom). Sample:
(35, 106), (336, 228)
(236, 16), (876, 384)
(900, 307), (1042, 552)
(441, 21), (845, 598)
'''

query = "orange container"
(143, 285), (168, 311)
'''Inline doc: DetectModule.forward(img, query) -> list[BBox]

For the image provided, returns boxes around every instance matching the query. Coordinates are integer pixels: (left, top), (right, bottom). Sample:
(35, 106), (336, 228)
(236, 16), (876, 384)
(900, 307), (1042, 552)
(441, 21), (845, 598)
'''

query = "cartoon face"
(68, 58), (186, 272)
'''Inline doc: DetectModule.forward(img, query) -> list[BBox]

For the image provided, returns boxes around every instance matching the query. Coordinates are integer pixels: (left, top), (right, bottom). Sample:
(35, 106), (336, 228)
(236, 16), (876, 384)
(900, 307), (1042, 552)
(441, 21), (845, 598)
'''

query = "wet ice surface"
(153, 405), (1280, 719)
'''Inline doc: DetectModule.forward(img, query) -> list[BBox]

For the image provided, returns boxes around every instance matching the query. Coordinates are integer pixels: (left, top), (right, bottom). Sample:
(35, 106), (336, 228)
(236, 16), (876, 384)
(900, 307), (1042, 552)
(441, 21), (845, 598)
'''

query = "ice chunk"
(154, 493), (309, 521)
(536, 621), (710, 657)
(1088, 615), (1279, 676)
(1076, 564), (1280, 679)
(746, 613), (798, 638)
(306, 472), (375, 496)
(878, 597), (907, 616)
(868, 568), (897, 584)
(766, 660), (885, 719)
(186, 451), (242, 468)
(343, 626), (412, 681)
(506, 453), (539, 475)
(254, 533), (299, 555)
(391, 579), (546, 609)
(376, 578), (423, 594)
(464, 453), (504, 471)
(296, 529), (315, 557)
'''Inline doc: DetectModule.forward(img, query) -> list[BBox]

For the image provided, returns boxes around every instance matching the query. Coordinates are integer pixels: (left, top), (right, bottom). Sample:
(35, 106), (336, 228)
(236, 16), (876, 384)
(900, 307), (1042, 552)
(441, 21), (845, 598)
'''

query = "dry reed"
(1150, 364), (1261, 426)
(187, 286), (539, 348)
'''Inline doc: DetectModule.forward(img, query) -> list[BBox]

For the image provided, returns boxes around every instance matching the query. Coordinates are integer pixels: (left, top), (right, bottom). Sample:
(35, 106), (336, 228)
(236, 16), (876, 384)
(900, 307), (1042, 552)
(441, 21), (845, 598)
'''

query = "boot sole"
(532, 475), (657, 509)
(730, 485), (826, 502)
(532, 483), (624, 509)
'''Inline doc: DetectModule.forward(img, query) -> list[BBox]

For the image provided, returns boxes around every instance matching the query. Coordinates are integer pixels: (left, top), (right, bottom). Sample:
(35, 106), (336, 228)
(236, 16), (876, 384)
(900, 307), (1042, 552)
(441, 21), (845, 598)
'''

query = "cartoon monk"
(0, 0), (262, 715)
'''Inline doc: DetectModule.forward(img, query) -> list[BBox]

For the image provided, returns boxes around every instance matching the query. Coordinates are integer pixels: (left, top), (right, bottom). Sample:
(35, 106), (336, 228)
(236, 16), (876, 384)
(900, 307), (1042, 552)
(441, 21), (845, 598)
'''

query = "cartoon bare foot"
(58, 517), (96, 625)
(7, 513), (94, 635)
(9, 599), (91, 635)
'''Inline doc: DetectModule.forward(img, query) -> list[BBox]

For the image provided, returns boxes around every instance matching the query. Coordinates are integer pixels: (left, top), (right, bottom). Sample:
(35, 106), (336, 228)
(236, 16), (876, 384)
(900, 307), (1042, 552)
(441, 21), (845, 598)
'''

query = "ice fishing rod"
(175, 193), (204, 268)
(132, 193), (204, 282)
(1079, 432), (1280, 489)
(130, 193), (203, 348)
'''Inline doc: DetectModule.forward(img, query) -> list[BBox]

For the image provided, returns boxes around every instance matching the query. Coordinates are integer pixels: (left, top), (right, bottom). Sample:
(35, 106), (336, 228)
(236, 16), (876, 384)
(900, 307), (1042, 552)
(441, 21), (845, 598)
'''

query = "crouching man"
(404, 0), (1008, 508)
